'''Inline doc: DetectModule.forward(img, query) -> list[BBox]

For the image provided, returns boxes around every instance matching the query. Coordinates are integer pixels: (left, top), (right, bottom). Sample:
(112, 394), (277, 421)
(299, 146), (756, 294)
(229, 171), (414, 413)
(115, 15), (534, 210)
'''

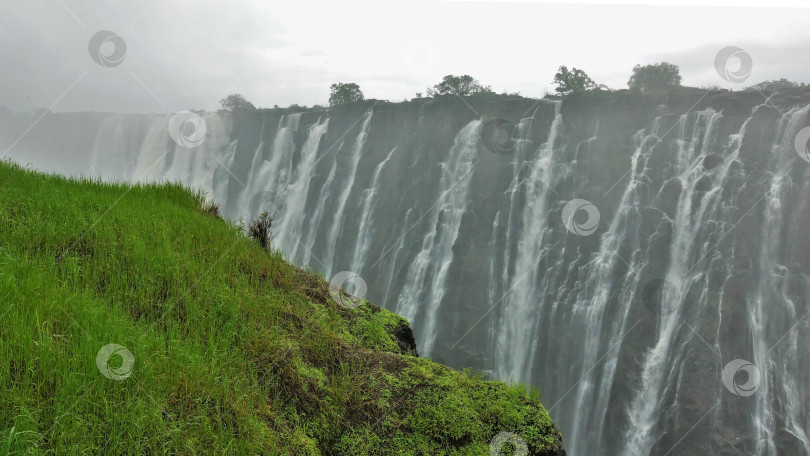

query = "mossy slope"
(0, 162), (564, 455)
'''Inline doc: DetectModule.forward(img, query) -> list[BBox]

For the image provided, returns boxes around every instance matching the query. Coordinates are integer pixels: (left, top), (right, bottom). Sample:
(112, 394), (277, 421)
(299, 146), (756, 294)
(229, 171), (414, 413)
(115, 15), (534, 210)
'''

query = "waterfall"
(7, 91), (810, 455)
(396, 119), (481, 356)
(88, 114), (152, 181)
(349, 146), (397, 276)
(275, 117), (329, 257)
(131, 116), (174, 182)
(620, 109), (732, 454)
(299, 138), (342, 269)
(212, 138), (238, 207)
(163, 112), (231, 199)
(495, 105), (563, 382)
(237, 113), (302, 222)
(235, 117), (269, 217)
(381, 207), (414, 308)
(744, 106), (810, 456)
(322, 110), (373, 278)
(569, 115), (666, 455)
(83, 112), (232, 199)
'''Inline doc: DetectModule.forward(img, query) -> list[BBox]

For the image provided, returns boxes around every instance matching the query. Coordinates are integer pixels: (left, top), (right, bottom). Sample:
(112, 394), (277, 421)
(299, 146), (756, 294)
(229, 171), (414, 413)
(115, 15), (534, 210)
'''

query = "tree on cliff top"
(329, 83), (364, 106)
(628, 62), (682, 93)
(219, 93), (256, 111)
(426, 74), (493, 96)
(553, 66), (604, 95)
(747, 78), (801, 92)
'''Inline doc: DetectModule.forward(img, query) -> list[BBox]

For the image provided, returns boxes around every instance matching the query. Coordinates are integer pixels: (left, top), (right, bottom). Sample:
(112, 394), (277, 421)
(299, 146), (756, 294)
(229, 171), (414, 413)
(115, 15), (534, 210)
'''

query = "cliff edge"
(0, 161), (565, 455)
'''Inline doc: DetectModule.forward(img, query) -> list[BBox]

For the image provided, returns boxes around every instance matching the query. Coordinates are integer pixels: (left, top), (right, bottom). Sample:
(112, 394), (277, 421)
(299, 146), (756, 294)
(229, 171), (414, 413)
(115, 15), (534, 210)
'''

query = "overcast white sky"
(1, 0), (809, 113)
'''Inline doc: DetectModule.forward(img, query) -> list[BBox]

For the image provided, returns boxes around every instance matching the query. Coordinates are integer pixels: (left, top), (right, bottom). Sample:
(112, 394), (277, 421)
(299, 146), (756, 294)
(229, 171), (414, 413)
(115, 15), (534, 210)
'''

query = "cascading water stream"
(621, 109), (732, 454)
(322, 110), (373, 278)
(552, 112), (667, 455)
(349, 146), (397, 276)
(396, 119), (481, 356)
(495, 105), (562, 382)
(236, 113), (301, 221)
(88, 114), (150, 181)
(84, 112), (233, 198)
(744, 106), (810, 456)
(275, 117), (329, 256)
(299, 138), (342, 268)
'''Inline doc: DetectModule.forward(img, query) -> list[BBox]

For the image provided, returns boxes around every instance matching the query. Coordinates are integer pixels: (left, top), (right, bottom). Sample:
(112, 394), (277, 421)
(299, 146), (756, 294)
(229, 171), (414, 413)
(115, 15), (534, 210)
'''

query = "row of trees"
(747, 78), (804, 91)
(426, 74), (493, 96)
(327, 76), (497, 105)
(219, 65), (803, 111)
(220, 83), (365, 112)
(552, 62), (681, 95)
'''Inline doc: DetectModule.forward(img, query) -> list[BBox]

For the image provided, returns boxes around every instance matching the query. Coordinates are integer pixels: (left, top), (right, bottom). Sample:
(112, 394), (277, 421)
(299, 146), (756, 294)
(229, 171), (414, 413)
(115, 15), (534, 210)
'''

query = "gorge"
(3, 88), (810, 455)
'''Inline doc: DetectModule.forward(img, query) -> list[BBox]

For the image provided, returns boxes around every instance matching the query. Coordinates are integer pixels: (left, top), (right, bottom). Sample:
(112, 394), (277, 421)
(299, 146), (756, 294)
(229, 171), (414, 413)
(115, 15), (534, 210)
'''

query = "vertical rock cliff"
(3, 88), (810, 455)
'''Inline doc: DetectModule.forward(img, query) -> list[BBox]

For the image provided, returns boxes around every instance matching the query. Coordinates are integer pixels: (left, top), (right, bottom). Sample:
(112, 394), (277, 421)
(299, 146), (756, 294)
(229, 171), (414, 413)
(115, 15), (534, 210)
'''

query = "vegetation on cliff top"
(0, 161), (563, 455)
(218, 64), (804, 115)
(330, 83), (365, 107)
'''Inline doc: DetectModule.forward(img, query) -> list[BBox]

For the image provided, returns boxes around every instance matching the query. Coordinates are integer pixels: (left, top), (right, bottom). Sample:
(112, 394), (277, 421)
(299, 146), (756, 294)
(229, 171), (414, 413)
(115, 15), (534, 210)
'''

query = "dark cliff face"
(3, 87), (810, 455)
(220, 95), (556, 367)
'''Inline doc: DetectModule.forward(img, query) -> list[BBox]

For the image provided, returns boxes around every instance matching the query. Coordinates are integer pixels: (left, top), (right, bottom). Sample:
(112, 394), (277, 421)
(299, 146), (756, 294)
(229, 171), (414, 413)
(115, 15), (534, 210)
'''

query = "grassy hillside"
(0, 161), (564, 455)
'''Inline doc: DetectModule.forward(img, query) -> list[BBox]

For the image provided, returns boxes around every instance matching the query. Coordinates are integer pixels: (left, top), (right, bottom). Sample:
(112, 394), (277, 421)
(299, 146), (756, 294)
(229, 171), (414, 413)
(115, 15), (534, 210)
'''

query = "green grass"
(0, 161), (563, 455)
